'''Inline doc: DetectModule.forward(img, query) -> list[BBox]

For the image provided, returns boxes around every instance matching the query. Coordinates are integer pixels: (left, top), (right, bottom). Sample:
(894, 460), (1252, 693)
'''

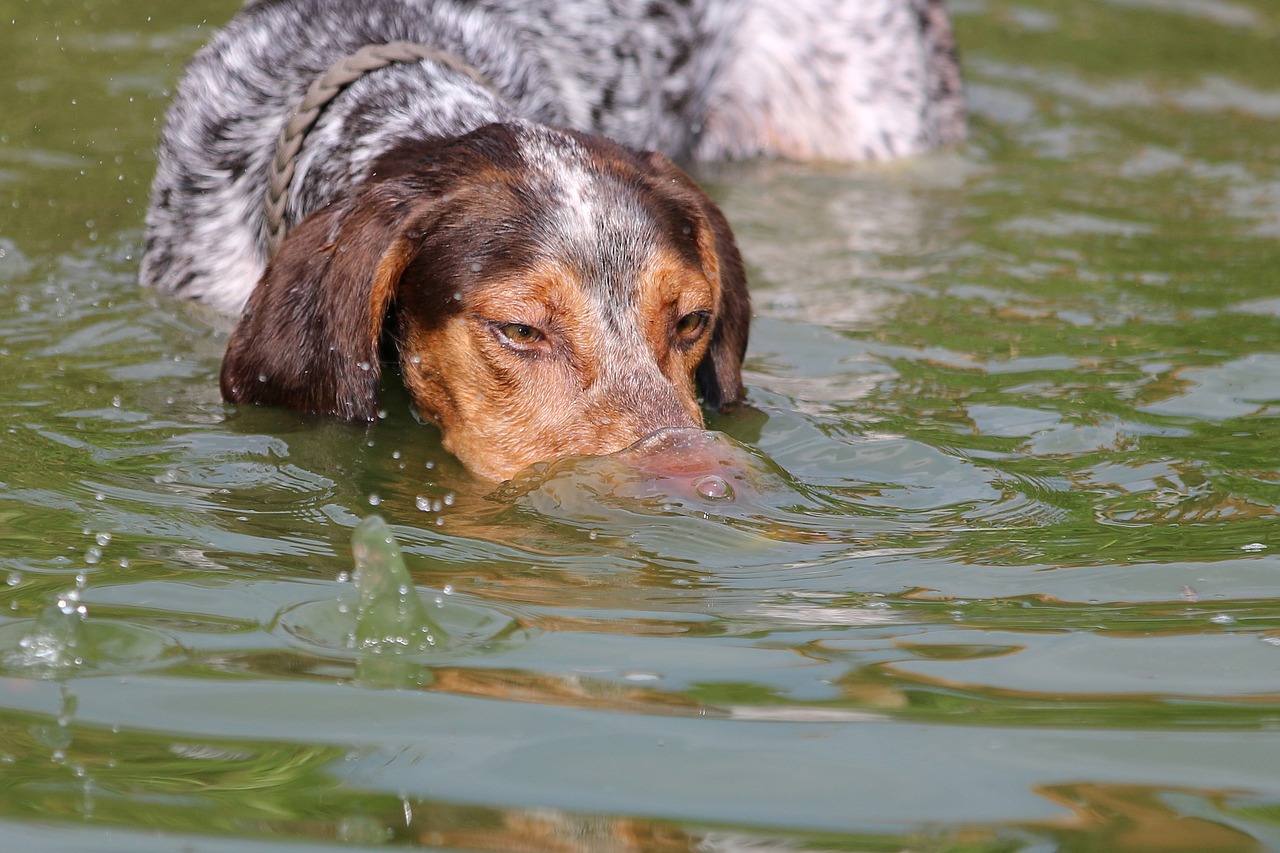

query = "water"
(3, 0), (1280, 849)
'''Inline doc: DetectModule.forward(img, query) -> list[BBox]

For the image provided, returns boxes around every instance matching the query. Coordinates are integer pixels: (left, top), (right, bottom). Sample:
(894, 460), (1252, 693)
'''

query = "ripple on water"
(273, 517), (526, 678)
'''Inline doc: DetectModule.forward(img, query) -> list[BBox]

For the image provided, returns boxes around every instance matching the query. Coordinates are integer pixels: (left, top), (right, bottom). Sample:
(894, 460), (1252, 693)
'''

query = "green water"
(3, 0), (1280, 850)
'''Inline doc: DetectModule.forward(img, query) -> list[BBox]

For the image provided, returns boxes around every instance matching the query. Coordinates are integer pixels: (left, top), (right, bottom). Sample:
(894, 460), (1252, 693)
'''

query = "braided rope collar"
(265, 41), (499, 256)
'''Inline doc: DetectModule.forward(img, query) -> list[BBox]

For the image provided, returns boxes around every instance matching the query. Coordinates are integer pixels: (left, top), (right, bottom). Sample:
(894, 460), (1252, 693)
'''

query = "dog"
(141, 0), (964, 481)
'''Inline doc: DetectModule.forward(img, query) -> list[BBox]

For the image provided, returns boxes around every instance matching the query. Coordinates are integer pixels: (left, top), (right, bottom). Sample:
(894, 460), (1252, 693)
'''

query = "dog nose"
(612, 427), (751, 502)
(491, 425), (770, 511)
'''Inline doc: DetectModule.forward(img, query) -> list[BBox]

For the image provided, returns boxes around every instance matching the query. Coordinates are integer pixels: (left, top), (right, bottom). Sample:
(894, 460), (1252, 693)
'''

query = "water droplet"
(368, 494), (381, 506)
(6, 571), (22, 587)
(1241, 542), (1267, 552)
(94, 532), (111, 547)
(693, 474), (733, 501)
(1210, 614), (1236, 625)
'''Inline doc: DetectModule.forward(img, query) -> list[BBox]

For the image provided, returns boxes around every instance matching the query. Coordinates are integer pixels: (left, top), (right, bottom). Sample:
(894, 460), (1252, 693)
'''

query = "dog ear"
(220, 182), (432, 420)
(692, 187), (750, 410)
(643, 152), (751, 411)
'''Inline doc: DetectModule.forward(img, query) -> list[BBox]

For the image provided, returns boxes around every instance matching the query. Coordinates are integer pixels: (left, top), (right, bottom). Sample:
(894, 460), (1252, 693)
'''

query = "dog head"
(221, 122), (749, 481)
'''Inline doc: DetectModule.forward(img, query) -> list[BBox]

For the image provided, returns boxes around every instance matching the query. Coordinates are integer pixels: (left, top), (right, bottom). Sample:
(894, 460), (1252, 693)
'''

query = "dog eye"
(497, 322), (544, 346)
(675, 311), (709, 339)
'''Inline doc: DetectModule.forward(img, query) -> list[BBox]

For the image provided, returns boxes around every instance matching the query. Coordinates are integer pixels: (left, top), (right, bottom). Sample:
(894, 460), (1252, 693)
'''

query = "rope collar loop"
(265, 41), (499, 256)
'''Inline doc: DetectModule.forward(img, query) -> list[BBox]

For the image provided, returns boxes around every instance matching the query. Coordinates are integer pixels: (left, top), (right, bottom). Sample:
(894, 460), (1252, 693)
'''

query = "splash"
(13, 595), (90, 673)
(350, 516), (450, 661)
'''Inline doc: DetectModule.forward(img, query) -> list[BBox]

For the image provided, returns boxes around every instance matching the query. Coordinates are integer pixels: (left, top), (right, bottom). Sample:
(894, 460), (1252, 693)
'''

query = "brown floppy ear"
(220, 183), (429, 420)
(643, 151), (751, 410)
(693, 187), (750, 410)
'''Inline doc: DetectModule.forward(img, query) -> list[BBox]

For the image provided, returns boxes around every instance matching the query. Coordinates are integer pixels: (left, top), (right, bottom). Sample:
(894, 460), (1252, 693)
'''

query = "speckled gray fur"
(141, 0), (965, 314)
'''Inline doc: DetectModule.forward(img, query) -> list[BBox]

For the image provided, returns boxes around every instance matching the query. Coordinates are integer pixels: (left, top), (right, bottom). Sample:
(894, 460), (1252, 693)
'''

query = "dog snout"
(580, 361), (703, 446)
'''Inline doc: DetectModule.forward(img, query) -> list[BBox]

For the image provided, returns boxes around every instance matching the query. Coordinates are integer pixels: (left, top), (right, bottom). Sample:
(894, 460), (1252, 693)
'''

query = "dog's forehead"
(512, 122), (665, 244)
(505, 125), (694, 308)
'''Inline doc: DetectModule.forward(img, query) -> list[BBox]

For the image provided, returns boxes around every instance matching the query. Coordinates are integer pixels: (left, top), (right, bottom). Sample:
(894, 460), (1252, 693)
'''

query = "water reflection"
(1028, 782), (1264, 852)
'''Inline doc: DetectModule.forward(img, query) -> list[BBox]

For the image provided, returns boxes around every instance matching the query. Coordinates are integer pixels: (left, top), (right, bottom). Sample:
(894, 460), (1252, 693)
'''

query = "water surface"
(2, 0), (1280, 850)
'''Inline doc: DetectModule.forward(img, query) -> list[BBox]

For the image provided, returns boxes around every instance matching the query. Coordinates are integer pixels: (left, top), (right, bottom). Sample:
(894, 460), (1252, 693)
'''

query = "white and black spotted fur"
(141, 0), (965, 315)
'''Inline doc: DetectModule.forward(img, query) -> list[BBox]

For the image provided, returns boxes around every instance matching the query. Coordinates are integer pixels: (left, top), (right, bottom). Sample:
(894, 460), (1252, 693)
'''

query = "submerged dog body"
(142, 0), (964, 479)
